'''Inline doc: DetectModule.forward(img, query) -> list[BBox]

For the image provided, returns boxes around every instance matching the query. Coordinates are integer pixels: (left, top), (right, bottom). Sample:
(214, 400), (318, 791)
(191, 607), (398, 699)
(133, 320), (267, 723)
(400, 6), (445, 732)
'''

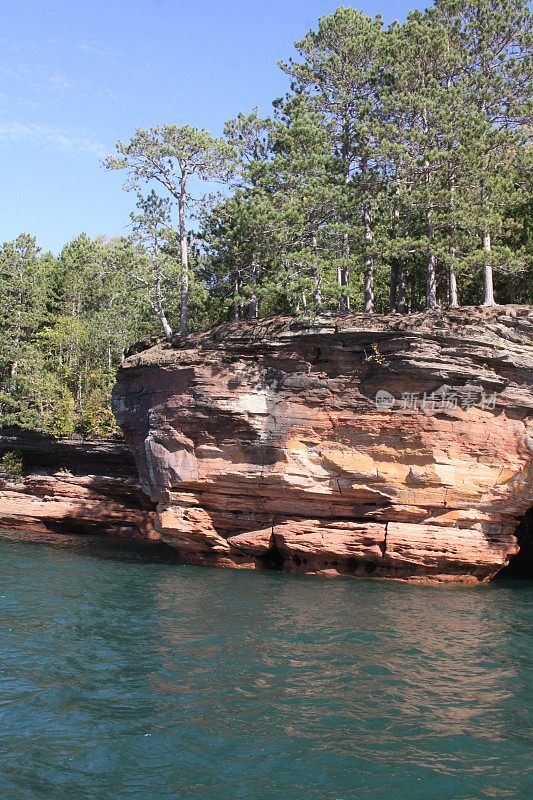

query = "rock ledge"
(113, 306), (533, 582)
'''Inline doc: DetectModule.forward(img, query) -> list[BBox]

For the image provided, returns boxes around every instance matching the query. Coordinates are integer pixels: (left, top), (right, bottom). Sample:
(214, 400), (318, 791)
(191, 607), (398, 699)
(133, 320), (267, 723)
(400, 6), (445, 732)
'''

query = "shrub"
(0, 451), (24, 481)
(76, 400), (120, 438)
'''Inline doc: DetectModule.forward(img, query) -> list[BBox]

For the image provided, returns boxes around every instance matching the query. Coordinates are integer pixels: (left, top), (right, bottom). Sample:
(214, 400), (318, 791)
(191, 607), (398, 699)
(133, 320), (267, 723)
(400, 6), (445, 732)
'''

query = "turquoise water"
(0, 539), (531, 800)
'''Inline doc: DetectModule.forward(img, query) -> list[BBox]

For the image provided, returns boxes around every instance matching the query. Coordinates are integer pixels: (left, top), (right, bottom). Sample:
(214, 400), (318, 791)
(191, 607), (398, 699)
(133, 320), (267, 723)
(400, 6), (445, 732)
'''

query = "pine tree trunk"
(448, 257), (459, 308)
(312, 234), (322, 314)
(248, 292), (258, 320)
(482, 230), (495, 306)
(9, 360), (18, 393)
(426, 197), (437, 311)
(338, 119), (351, 313)
(248, 258), (258, 319)
(422, 109), (437, 311)
(233, 272), (242, 320)
(76, 372), (83, 413)
(425, 192), (437, 310)
(426, 248), (437, 310)
(363, 204), (374, 313)
(389, 261), (397, 312)
(448, 165), (459, 308)
(426, 199), (437, 309)
(397, 260), (407, 314)
(178, 171), (189, 334)
(157, 312), (173, 341)
(390, 180), (400, 312)
(154, 275), (173, 340)
(338, 234), (349, 313)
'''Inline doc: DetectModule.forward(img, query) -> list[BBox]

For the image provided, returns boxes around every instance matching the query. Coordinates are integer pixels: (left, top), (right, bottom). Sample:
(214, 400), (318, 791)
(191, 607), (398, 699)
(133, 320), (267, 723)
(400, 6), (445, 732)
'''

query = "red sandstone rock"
(111, 306), (533, 582)
(0, 474), (156, 540)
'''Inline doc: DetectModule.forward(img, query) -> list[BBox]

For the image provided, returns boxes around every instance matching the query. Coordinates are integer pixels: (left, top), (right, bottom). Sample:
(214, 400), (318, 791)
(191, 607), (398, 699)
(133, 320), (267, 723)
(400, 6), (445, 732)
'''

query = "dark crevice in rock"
(381, 522), (388, 558)
(42, 519), (139, 537)
(498, 508), (533, 580)
(0, 429), (137, 478)
(261, 521), (284, 570)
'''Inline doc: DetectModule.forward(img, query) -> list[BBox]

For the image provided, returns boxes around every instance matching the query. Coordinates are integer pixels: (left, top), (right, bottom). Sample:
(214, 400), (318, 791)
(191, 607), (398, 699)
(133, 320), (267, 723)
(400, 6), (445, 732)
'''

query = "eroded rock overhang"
(113, 306), (533, 583)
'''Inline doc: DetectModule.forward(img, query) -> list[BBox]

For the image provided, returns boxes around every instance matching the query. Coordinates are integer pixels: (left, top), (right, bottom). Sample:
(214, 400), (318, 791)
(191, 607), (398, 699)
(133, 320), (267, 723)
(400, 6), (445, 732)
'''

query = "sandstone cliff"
(0, 432), (156, 541)
(112, 306), (533, 583)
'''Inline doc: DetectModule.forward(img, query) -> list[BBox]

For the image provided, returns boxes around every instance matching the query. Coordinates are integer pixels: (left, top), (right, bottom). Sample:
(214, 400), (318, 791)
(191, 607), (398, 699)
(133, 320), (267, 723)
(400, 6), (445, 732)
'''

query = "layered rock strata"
(0, 433), (156, 540)
(113, 306), (533, 582)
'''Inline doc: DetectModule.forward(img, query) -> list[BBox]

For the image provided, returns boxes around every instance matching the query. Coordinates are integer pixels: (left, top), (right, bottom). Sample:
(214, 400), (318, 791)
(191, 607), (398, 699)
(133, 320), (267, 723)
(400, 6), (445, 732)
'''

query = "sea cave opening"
(498, 507), (533, 579)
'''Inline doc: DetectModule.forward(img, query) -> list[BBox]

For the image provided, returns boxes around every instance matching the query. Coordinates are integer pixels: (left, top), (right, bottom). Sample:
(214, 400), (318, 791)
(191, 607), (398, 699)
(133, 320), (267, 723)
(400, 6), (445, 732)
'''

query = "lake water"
(0, 537), (531, 800)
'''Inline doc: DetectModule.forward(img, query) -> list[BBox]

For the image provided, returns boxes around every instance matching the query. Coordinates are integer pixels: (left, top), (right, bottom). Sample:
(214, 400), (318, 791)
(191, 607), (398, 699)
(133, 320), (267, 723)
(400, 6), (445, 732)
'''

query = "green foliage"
(201, 0), (531, 317)
(0, 451), (24, 482)
(104, 124), (237, 335)
(77, 400), (119, 438)
(0, 233), (160, 437)
(0, 0), (531, 436)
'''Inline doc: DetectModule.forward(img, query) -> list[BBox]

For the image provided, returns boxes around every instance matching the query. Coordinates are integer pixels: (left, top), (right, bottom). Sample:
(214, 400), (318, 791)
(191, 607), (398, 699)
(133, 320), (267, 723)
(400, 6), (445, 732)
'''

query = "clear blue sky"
(0, 0), (426, 254)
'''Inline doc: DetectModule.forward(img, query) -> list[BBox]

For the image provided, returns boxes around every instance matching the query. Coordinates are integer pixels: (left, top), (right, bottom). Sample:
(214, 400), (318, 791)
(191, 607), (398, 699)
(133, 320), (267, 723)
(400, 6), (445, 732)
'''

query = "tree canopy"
(0, 0), (531, 436)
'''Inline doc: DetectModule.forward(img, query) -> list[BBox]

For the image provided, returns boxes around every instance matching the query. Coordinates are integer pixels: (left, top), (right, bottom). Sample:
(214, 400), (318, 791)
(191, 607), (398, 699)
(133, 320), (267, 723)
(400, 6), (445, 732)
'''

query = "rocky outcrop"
(0, 432), (156, 540)
(112, 306), (533, 582)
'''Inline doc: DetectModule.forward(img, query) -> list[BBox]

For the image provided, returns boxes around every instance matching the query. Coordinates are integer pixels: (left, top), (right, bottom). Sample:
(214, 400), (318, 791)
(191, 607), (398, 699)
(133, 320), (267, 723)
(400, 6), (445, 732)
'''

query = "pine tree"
(383, 11), (467, 310)
(104, 125), (234, 333)
(435, 0), (532, 305)
(281, 8), (385, 312)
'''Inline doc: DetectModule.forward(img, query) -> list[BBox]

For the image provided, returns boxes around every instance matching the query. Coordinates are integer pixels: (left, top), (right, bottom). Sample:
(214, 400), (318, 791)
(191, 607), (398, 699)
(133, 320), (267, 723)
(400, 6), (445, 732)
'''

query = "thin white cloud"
(0, 61), (118, 106)
(0, 37), (59, 53)
(74, 40), (122, 60)
(0, 62), (77, 97)
(46, 71), (74, 93)
(95, 86), (120, 104)
(0, 122), (106, 157)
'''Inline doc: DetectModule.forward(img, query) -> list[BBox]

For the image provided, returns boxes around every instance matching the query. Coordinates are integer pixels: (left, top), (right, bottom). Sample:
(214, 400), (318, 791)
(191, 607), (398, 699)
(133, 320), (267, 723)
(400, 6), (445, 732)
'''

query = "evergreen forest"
(1, 0), (531, 437)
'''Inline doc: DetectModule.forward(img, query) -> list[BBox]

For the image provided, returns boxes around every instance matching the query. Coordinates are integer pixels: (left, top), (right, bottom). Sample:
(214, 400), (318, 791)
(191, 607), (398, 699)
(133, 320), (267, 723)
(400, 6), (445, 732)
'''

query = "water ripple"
(0, 540), (531, 799)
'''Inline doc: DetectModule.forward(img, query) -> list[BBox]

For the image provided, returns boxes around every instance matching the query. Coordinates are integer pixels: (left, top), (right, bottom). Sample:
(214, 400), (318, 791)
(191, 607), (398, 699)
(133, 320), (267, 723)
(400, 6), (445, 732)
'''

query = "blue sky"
(1, 0), (425, 254)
